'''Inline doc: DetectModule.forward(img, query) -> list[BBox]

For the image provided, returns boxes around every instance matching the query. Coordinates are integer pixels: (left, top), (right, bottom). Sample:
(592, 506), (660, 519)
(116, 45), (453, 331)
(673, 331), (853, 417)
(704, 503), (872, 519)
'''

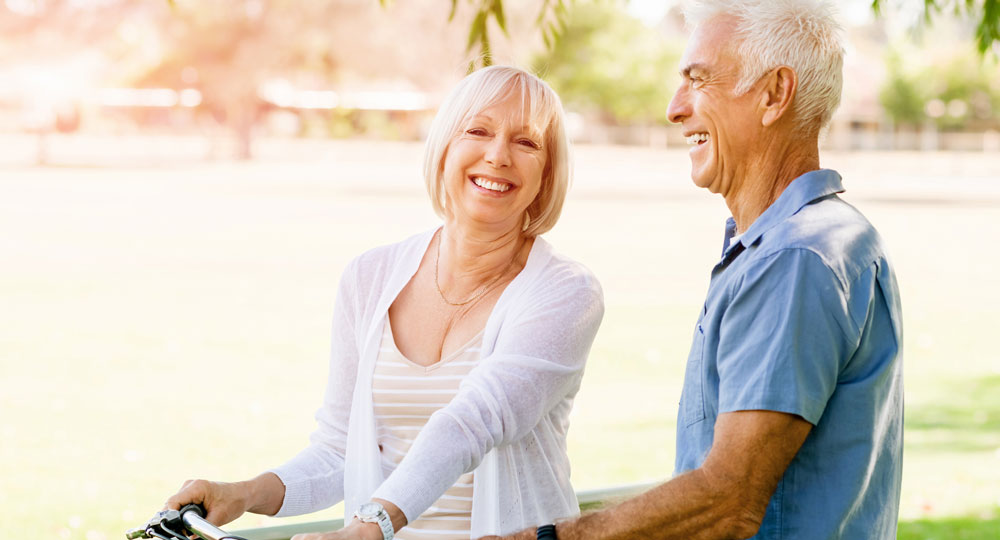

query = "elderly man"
(490, 1), (904, 539)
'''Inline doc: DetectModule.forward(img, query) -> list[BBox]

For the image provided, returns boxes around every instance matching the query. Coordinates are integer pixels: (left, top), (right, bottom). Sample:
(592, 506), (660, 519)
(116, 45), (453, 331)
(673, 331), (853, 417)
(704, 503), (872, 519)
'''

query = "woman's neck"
(437, 220), (528, 297)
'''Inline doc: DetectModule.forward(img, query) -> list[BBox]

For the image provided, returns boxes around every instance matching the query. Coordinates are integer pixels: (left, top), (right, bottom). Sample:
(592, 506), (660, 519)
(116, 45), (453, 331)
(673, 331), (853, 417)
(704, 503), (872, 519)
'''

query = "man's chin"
(690, 169), (717, 192)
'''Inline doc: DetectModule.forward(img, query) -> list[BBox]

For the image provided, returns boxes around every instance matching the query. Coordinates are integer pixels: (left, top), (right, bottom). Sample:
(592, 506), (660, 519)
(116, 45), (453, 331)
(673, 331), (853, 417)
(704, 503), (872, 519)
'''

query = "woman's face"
(440, 94), (547, 232)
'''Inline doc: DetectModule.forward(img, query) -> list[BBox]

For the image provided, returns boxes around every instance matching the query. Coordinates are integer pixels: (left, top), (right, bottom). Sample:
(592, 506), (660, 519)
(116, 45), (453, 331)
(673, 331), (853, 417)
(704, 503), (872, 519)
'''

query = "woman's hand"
(164, 473), (284, 527)
(164, 478), (250, 526)
(290, 519), (384, 540)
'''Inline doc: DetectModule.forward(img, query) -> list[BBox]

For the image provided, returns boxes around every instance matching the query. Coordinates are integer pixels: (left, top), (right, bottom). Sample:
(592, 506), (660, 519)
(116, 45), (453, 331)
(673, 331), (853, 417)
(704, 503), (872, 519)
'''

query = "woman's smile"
(470, 175), (514, 194)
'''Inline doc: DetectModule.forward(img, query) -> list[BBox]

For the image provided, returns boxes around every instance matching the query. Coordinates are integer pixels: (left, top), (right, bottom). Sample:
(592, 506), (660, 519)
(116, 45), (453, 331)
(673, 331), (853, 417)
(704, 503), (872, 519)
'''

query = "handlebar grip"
(181, 507), (238, 540)
(179, 503), (207, 519)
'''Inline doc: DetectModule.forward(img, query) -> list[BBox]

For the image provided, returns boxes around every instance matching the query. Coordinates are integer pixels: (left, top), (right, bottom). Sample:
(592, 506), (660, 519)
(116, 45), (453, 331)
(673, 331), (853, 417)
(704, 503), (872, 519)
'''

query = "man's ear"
(759, 66), (797, 127)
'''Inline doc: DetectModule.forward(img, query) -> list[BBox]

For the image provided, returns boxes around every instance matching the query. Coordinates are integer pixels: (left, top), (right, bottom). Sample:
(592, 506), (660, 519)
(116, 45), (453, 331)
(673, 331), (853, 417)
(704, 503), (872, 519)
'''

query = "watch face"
(357, 502), (381, 518)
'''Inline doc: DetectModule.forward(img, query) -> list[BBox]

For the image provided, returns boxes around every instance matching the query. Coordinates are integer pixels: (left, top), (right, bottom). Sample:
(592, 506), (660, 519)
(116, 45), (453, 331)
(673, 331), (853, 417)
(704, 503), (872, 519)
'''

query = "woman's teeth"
(686, 133), (710, 145)
(473, 177), (511, 192)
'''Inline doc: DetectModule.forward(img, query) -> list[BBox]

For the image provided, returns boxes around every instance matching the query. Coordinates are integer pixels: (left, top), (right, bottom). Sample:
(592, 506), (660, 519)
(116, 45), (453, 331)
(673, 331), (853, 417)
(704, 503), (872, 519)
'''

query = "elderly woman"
(165, 66), (603, 540)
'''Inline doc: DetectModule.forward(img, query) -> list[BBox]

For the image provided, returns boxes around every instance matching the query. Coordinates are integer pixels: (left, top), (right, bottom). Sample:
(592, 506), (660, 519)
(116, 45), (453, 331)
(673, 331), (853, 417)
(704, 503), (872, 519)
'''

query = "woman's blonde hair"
(423, 65), (571, 236)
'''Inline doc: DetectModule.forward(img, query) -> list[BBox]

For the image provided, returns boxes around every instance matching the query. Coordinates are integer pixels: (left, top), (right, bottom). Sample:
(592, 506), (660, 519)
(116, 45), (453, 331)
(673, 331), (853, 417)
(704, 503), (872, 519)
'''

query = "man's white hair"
(683, 0), (845, 134)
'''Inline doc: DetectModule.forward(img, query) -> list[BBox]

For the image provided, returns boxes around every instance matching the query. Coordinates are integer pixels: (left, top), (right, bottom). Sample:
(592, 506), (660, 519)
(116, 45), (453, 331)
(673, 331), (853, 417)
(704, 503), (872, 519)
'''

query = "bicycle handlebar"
(125, 503), (248, 540)
(182, 509), (238, 540)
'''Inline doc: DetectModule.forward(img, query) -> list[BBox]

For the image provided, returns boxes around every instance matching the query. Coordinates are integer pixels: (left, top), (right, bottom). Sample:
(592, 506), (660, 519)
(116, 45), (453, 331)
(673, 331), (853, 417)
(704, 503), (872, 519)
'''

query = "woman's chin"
(453, 211), (522, 233)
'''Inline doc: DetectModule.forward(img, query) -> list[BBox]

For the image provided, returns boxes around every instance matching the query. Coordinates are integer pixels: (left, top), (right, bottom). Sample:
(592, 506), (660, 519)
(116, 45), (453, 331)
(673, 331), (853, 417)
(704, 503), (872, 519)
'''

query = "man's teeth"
(686, 133), (710, 145)
(473, 177), (510, 192)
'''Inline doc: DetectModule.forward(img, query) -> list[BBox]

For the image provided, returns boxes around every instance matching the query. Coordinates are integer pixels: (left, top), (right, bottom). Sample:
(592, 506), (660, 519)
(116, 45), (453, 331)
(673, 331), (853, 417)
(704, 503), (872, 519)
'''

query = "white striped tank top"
(373, 316), (484, 540)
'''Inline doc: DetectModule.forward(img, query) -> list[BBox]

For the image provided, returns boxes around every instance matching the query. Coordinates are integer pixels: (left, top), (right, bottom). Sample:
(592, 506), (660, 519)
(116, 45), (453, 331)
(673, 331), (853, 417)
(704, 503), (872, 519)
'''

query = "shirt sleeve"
(716, 248), (862, 425)
(371, 268), (604, 523)
(267, 259), (361, 516)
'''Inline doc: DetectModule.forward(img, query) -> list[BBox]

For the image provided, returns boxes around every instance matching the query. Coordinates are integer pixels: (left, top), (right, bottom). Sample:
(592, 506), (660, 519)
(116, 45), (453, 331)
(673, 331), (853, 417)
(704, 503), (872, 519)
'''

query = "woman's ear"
(759, 66), (797, 127)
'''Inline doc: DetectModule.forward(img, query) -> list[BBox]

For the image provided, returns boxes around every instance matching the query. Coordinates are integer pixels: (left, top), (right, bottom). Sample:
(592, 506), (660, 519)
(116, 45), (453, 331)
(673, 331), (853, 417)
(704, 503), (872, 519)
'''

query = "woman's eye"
(518, 139), (540, 149)
(466, 128), (488, 136)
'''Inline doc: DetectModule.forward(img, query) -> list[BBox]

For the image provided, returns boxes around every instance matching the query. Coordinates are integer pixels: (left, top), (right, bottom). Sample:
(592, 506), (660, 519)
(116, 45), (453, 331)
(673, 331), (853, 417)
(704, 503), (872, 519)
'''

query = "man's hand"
(478, 530), (533, 540)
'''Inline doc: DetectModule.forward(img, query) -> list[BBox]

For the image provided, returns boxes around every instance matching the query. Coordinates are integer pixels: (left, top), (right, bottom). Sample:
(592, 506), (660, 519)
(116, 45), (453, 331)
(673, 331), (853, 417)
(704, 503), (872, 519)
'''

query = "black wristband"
(537, 524), (557, 540)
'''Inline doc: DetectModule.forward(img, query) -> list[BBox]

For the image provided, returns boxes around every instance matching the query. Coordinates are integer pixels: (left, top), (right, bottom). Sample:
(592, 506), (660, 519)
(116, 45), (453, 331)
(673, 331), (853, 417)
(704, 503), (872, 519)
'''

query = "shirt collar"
(722, 169), (844, 257)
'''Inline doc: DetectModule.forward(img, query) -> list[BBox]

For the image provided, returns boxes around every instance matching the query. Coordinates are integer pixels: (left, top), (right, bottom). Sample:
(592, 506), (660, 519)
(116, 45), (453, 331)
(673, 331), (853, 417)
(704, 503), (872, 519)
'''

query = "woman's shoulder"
(344, 228), (436, 274)
(524, 236), (603, 299)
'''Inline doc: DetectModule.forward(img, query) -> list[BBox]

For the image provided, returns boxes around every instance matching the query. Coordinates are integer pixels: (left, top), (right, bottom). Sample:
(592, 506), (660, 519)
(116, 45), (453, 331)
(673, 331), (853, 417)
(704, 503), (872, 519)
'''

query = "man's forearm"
(488, 411), (809, 540)
(554, 469), (758, 540)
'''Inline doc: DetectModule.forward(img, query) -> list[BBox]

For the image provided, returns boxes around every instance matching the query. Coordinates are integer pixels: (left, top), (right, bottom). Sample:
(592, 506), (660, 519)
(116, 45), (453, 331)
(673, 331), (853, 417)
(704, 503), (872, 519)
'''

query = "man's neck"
(725, 138), (820, 233)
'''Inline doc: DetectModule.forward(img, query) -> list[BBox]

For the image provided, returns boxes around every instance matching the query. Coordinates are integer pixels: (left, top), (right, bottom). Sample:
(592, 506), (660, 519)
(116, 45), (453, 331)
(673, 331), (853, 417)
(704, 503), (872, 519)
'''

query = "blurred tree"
(140, 0), (467, 159)
(922, 54), (1000, 130)
(531, 1), (680, 126)
(871, 0), (1000, 55)
(137, 1), (373, 159)
(879, 42), (1000, 130)
(879, 50), (927, 127)
(0, 1), (147, 164)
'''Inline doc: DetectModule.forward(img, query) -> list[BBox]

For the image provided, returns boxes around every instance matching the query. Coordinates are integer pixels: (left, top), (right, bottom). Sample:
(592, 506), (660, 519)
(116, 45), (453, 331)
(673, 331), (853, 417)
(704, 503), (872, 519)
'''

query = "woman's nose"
(484, 138), (512, 167)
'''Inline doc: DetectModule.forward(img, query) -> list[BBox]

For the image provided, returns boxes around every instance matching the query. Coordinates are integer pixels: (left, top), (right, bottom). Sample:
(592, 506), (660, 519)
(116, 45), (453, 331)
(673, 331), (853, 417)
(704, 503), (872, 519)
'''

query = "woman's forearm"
(242, 472), (287, 516)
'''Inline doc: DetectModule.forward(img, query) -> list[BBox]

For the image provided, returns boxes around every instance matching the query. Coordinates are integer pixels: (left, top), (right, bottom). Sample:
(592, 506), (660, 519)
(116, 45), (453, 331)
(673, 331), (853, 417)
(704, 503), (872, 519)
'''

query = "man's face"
(667, 15), (763, 194)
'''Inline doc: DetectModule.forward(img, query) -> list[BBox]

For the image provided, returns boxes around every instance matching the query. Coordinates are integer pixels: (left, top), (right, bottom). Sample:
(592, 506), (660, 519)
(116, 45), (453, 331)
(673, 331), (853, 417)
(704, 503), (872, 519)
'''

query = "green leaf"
(871, 0), (999, 58)
(467, 9), (487, 52)
(448, 0), (459, 22)
(547, 21), (562, 47)
(536, 0), (550, 25)
(492, 0), (509, 36)
(870, 0), (882, 17)
(481, 29), (493, 66)
(977, 0), (1000, 55)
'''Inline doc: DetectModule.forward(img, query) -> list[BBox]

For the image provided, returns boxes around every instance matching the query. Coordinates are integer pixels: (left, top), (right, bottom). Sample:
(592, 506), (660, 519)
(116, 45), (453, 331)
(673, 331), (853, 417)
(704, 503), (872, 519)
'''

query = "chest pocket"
(680, 320), (707, 427)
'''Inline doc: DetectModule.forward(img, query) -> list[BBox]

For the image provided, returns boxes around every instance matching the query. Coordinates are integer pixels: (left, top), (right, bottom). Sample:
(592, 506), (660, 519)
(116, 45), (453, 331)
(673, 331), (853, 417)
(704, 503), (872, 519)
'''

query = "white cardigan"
(269, 227), (604, 537)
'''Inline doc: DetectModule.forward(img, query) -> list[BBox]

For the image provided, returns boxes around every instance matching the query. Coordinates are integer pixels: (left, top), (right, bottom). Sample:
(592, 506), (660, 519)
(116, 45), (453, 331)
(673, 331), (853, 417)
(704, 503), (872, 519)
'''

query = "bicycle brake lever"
(124, 508), (185, 539)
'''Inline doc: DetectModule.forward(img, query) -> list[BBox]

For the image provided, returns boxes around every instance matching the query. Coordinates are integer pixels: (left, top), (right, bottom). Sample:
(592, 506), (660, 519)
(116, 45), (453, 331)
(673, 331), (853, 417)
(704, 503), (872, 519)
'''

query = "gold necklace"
(434, 229), (519, 307)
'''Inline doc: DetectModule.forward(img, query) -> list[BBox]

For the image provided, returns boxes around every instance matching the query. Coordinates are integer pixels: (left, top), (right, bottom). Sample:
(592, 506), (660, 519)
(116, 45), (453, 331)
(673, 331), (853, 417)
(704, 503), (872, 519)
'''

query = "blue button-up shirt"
(675, 169), (904, 539)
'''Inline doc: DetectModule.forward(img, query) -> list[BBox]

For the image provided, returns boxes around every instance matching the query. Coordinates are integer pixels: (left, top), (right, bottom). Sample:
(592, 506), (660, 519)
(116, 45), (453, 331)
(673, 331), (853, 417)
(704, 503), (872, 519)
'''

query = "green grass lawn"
(2, 139), (998, 539)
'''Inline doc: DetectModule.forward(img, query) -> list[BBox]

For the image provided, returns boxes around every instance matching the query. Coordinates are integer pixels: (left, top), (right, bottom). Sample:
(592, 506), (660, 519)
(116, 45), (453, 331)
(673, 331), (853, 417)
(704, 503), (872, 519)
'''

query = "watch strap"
(537, 524), (557, 540)
(354, 503), (394, 540)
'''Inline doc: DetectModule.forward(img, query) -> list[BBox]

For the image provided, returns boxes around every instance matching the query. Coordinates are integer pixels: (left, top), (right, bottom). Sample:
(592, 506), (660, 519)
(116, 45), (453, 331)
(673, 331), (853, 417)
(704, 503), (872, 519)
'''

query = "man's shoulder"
(759, 195), (887, 285)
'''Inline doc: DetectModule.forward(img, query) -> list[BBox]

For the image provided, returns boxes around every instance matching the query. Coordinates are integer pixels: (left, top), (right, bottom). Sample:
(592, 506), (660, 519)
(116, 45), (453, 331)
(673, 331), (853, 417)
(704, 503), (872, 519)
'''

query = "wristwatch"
(354, 502), (394, 540)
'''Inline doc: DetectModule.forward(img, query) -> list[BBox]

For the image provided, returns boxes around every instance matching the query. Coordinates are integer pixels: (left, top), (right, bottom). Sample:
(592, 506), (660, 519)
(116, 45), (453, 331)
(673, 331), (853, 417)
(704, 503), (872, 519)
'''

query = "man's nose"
(666, 86), (689, 124)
